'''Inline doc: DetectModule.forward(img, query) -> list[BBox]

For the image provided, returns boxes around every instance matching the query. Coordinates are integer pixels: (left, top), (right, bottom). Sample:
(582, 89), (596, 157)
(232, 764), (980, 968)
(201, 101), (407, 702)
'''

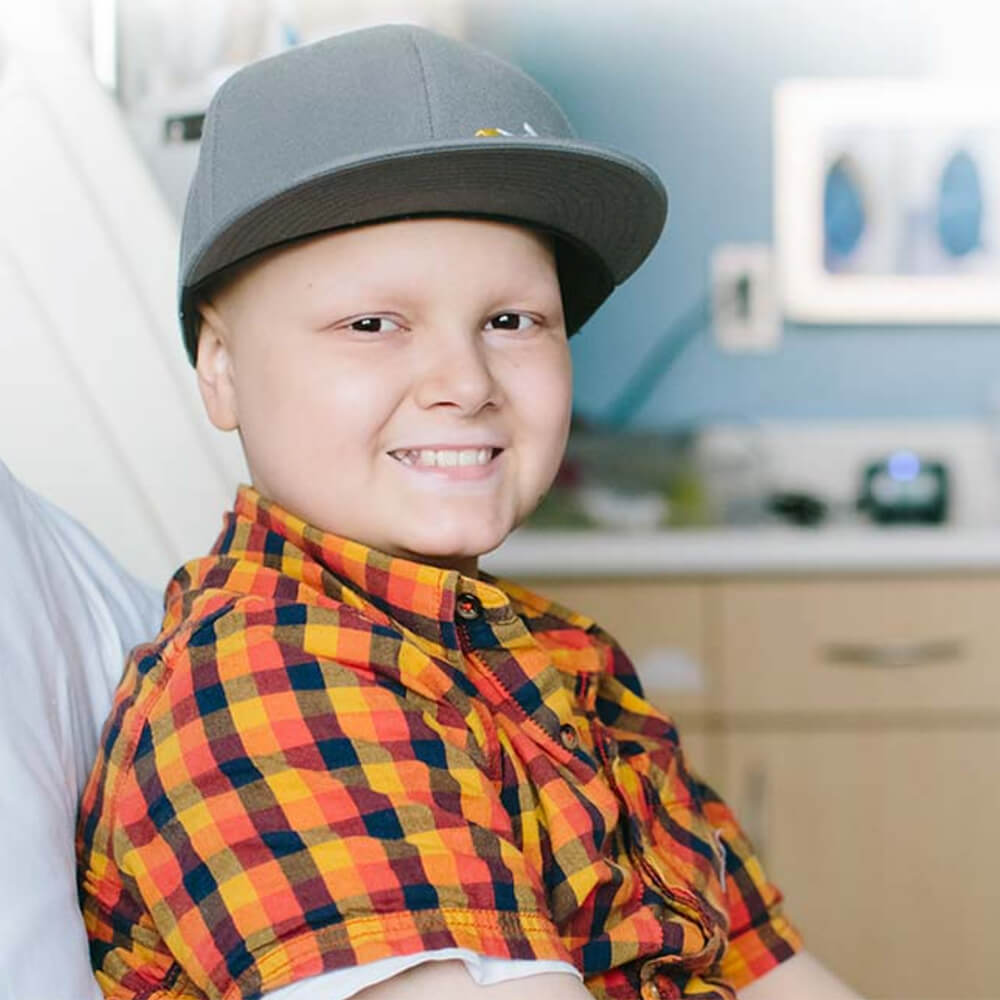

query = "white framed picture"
(774, 79), (1000, 323)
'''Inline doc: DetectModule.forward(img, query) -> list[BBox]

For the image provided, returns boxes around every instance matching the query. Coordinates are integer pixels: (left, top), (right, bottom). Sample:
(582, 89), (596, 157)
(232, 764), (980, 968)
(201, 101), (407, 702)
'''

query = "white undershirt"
(265, 950), (581, 999)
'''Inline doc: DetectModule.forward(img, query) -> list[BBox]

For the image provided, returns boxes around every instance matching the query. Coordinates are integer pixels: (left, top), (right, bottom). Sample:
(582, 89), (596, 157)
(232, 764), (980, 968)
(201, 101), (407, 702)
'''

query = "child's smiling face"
(195, 217), (573, 577)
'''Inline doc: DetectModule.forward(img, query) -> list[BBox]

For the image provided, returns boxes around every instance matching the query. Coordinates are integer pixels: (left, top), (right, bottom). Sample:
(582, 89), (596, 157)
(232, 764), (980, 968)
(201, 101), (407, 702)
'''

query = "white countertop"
(483, 524), (1000, 577)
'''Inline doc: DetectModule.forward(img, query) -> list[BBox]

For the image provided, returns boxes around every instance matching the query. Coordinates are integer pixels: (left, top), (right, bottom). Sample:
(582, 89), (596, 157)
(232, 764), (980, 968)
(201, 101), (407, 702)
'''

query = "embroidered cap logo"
(474, 122), (539, 137)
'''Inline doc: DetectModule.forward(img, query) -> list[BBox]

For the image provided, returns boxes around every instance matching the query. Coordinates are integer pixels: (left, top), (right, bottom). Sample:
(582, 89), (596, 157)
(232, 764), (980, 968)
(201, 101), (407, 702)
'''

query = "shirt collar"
(204, 483), (560, 652)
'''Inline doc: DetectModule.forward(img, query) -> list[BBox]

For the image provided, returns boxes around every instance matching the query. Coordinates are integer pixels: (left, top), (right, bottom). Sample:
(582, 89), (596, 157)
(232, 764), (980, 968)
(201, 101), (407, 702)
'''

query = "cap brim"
(181, 139), (667, 362)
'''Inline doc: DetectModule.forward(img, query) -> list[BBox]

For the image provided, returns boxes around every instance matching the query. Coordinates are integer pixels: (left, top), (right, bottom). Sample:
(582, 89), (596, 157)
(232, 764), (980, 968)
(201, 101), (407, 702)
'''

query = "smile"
(389, 447), (502, 468)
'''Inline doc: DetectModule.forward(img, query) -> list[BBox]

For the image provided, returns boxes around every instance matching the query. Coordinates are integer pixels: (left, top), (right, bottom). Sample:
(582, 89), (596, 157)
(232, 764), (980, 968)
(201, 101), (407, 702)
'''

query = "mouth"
(389, 447), (503, 468)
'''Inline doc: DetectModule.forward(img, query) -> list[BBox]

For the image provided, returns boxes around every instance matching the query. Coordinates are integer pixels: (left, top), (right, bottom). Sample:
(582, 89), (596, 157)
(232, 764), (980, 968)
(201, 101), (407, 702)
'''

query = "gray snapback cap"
(178, 23), (668, 364)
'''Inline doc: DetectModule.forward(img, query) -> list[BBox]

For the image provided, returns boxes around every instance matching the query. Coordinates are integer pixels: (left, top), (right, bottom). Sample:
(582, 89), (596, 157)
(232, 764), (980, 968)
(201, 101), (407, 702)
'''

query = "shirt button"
(456, 593), (483, 620)
(559, 723), (580, 750)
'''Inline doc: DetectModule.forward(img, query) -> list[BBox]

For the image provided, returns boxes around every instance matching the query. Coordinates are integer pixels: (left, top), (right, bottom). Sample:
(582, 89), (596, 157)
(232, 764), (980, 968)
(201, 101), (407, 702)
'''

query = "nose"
(412, 326), (502, 414)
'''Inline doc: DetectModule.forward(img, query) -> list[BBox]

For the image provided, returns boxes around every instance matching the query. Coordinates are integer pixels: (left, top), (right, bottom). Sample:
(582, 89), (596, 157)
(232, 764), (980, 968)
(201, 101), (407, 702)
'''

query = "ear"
(194, 301), (240, 432)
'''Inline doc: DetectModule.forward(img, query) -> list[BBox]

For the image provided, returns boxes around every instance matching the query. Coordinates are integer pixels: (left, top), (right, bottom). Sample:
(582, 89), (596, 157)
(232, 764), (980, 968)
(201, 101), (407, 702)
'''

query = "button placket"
(455, 590), (594, 765)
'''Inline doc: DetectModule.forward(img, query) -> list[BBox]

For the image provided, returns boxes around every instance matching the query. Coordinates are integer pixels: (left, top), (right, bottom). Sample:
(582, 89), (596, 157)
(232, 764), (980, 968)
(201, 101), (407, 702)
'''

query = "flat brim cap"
(178, 23), (667, 363)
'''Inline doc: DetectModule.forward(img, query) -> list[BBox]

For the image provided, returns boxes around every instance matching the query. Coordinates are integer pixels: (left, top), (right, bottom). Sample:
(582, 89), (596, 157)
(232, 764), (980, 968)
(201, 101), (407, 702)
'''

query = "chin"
(402, 525), (508, 563)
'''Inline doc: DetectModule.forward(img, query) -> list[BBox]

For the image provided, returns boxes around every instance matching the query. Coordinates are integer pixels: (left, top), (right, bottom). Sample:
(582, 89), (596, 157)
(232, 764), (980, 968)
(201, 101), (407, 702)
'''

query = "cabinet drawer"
(717, 575), (1000, 712)
(515, 578), (712, 716)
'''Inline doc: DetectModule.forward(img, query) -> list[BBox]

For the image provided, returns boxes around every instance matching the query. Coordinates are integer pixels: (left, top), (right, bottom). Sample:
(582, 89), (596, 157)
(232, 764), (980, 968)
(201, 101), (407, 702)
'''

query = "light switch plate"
(710, 243), (781, 353)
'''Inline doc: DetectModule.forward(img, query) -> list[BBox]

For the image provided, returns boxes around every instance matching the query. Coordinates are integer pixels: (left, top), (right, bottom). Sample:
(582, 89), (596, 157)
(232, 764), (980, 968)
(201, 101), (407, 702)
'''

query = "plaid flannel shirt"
(77, 485), (802, 1000)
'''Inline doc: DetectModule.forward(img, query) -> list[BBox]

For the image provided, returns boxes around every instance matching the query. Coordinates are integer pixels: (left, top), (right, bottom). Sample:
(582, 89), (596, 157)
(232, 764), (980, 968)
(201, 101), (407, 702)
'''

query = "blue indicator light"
(887, 450), (921, 482)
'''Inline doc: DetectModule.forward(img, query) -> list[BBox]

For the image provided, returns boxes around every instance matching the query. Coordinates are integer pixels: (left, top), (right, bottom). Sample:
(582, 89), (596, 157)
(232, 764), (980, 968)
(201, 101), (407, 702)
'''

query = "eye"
(348, 316), (401, 334)
(486, 312), (536, 332)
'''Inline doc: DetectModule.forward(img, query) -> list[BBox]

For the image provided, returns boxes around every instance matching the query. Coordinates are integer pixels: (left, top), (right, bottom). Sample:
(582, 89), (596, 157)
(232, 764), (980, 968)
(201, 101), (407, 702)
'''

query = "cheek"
(235, 347), (399, 465)
(510, 347), (573, 458)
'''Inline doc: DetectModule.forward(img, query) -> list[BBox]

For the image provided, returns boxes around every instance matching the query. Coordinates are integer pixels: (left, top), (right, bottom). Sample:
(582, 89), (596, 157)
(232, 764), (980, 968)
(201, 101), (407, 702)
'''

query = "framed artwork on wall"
(774, 79), (1000, 323)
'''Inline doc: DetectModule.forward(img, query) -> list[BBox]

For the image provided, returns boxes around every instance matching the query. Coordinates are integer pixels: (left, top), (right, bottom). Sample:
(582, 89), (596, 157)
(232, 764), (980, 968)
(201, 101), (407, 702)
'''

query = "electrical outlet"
(710, 243), (780, 353)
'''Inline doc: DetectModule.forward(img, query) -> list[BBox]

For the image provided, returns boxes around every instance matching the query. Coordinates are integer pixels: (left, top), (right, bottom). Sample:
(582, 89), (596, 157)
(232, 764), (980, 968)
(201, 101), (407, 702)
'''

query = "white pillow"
(0, 460), (161, 1000)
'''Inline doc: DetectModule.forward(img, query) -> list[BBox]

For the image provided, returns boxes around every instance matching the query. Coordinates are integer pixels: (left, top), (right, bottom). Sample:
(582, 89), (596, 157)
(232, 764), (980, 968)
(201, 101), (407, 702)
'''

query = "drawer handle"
(822, 638), (965, 668)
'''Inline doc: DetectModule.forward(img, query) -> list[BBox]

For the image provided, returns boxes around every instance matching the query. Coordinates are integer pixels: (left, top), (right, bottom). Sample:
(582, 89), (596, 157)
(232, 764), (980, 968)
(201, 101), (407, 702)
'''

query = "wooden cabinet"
(519, 571), (1000, 1000)
(719, 728), (1000, 1000)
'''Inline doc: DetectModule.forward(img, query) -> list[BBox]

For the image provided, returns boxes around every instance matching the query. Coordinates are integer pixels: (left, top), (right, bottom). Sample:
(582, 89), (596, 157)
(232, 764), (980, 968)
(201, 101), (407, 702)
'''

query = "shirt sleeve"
(111, 609), (575, 999)
(265, 950), (581, 999)
(683, 764), (804, 990)
(596, 621), (803, 990)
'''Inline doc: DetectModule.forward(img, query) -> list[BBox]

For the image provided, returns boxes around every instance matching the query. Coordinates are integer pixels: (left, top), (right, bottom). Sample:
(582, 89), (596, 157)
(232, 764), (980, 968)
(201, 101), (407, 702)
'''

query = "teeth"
(393, 448), (495, 467)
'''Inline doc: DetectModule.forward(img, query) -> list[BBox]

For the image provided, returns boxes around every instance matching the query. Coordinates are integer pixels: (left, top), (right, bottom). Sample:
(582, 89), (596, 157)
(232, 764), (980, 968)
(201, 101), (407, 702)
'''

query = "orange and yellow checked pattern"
(77, 485), (801, 1000)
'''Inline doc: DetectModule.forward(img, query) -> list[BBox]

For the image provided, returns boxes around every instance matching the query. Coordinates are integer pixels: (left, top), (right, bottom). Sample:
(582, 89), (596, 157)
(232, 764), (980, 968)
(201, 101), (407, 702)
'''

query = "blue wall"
(470, 1), (1000, 428)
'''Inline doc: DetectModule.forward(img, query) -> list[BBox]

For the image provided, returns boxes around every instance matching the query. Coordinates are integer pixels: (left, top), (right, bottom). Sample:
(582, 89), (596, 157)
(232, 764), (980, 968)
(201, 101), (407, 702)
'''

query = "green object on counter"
(665, 465), (713, 527)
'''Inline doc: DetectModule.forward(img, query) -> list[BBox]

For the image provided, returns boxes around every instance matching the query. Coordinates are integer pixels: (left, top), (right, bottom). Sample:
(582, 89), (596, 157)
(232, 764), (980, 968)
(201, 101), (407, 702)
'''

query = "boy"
(77, 24), (856, 1000)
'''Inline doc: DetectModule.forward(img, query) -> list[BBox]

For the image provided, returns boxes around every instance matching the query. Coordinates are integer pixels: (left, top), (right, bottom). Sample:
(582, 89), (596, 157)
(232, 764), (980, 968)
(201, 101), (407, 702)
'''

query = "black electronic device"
(857, 451), (949, 524)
